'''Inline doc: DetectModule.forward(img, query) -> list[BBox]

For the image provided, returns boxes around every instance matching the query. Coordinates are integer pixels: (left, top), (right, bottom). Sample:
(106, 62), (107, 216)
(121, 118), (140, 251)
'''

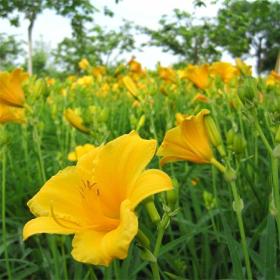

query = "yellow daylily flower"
(266, 70), (280, 86)
(79, 58), (90, 70)
(64, 108), (90, 133)
(68, 144), (96, 161)
(128, 58), (143, 74)
(158, 66), (177, 83)
(183, 64), (210, 89)
(158, 109), (214, 165)
(0, 68), (28, 107)
(0, 103), (25, 124)
(210, 62), (239, 83)
(23, 131), (173, 266)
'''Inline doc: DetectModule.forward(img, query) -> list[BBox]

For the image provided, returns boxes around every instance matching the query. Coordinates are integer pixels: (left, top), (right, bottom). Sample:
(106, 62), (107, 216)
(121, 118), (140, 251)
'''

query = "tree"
(0, 33), (24, 70)
(0, 0), (95, 74)
(54, 22), (135, 72)
(142, 9), (221, 65)
(214, 0), (280, 73)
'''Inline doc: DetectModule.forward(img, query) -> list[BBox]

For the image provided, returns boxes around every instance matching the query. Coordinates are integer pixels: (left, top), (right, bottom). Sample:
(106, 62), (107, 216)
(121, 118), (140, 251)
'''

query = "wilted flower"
(23, 131), (173, 266)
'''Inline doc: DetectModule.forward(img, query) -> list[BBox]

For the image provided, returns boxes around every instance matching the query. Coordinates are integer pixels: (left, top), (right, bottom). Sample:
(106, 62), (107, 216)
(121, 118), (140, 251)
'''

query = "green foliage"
(143, 9), (221, 65)
(0, 33), (24, 70)
(215, 0), (280, 73)
(54, 22), (135, 72)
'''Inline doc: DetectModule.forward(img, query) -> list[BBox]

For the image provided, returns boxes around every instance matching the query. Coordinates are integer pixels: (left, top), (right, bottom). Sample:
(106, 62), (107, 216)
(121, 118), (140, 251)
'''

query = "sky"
(0, 0), (238, 69)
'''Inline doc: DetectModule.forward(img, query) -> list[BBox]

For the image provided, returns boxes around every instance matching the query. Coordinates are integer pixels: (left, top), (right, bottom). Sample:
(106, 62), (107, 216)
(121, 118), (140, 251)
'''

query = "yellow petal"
(158, 109), (213, 165)
(71, 200), (138, 266)
(23, 217), (76, 240)
(27, 167), (90, 226)
(95, 131), (157, 218)
(181, 109), (212, 162)
(129, 169), (173, 208)
(157, 125), (201, 165)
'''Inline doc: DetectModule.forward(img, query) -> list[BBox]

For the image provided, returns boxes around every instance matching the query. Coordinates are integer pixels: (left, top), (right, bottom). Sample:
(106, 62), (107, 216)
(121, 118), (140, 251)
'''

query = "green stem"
(230, 181), (253, 280)
(33, 124), (46, 182)
(1, 144), (12, 279)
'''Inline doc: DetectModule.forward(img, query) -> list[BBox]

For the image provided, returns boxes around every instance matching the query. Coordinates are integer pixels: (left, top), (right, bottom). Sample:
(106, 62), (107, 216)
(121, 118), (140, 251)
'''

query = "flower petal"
(23, 217), (76, 240)
(181, 109), (213, 162)
(71, 200), (138, 266)
(95, 131), (157, 218)
(157, 125), (201, 165)
(27, 167), (90, 226)
(129, 169), (173, 208)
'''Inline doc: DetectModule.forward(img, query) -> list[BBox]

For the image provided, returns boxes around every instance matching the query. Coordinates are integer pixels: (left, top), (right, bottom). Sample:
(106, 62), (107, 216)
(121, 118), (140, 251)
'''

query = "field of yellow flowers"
(1, 58), (280, 279)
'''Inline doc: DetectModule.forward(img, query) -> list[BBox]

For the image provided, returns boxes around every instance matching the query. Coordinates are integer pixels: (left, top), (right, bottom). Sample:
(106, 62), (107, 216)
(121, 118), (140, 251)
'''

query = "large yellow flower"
(23, 132), (172, 266)
(0, 68), (28, 107)
(64, 108), (89, 133)
(158, 109), (213, 165)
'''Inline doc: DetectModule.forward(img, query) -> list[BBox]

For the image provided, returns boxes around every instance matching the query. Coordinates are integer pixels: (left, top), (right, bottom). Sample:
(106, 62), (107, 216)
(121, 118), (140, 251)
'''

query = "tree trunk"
(27, 19), (35, 75)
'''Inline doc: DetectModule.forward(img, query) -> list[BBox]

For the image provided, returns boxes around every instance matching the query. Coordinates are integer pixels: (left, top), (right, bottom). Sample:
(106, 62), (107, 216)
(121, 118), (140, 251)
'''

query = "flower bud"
(224, 166), (237, 182)
(166, 178), (178, 210)
(204, 115), (225, 157)
(232, 134), (247, 154)
(143, 196), (160, 224)
(226, 129), (235, 147)
(136, 115), (146, 131)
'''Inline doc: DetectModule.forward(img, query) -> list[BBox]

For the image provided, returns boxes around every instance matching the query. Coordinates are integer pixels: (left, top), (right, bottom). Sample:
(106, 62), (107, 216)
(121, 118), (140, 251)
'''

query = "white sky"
(0, 0), (239, 69)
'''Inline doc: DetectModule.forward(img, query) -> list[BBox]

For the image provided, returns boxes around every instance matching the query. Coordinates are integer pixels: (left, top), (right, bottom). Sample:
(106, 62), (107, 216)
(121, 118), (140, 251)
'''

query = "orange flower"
(0, 68), (28, 107)
(158, 109), (214, 165)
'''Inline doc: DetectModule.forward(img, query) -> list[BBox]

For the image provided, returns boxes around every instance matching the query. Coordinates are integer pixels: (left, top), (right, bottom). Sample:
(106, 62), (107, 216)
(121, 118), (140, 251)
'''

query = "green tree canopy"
(0, 33), (24, 70)
(54, 22), (135, 73)
(214, 0), (280, 73)
(142, 9), (221, 65)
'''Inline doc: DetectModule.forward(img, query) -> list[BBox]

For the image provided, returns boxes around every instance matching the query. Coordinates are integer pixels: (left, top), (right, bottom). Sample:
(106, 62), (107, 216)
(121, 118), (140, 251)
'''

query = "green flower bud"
(232, 134), (247, 154)
(136, 115), (146, 131)
(226, 129), (235, 147)
(205, 115), (225, 156)
(143, 196), (160, 224)
(224, 166), (237, 182)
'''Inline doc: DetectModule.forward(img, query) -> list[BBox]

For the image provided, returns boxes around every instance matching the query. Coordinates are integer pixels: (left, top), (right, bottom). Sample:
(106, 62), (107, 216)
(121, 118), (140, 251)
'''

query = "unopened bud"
(205, 115), (225, 156)
(166, 178), (178, 210)
(224, 166), (237, 182)
(226, 129), (235, 147)
(143, 196), (160, 224)
(136, 115), (146, 131)
(232, 134), (247, 154)
(232, 197), (244, 212)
